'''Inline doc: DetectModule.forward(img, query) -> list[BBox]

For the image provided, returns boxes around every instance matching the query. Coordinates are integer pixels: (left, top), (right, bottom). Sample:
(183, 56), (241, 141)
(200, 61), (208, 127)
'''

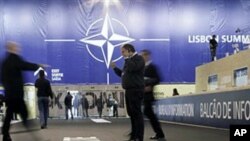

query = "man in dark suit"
(111, 44), (145, 141)
(0, 41), (45, 141)
(140, 50), (165, 140)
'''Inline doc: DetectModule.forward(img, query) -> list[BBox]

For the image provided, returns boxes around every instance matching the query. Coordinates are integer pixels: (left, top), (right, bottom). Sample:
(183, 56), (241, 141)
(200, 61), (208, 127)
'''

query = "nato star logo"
(44, 13), (169, 83)
(80, 14), (134, 68)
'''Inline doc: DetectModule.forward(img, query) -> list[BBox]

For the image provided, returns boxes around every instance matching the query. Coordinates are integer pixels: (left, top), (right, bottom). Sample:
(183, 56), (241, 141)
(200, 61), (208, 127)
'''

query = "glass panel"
(208, 75), (218, 90)
(234, 67), (248, 87)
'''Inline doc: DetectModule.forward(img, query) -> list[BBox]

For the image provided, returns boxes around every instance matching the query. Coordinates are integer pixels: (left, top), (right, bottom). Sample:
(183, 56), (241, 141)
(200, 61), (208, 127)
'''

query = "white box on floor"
(63, 137), (100, 141)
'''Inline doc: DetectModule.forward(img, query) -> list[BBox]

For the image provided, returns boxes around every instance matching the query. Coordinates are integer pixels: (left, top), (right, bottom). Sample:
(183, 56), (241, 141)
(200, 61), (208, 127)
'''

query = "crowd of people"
(63, 91), (119, 119)
(0, 41), (167, 141)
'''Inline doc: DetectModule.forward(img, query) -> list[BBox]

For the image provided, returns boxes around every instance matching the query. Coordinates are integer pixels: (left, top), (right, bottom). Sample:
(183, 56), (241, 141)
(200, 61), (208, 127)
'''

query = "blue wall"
(156, 89), (250, 129)
(0, 0), (250, 84)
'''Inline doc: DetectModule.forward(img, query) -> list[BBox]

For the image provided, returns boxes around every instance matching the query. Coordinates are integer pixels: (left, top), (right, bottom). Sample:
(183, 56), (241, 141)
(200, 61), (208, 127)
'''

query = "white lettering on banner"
(158, 104), (194, 117)
(233, 101), (250, 120)
(200, 99), (250, 120)
(188, 35), (212, 43)
(51, 69), (64, 81)
(221, 35), (250, 43)
(52, 69), (60, 73)
(200, 99), (232, 119)
(188, 35), (250, 44)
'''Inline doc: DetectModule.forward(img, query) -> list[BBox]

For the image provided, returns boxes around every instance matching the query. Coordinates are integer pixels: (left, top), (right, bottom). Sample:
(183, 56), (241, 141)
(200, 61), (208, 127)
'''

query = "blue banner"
(0, 0), (250, 84)
(155, 89), (250, 128)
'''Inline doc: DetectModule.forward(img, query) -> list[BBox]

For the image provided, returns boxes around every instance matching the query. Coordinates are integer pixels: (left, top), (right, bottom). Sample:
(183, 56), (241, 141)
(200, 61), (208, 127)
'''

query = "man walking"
(1, 41), (46, 141)
(140, 50), (165, 140)
(35, 70), (54, 129)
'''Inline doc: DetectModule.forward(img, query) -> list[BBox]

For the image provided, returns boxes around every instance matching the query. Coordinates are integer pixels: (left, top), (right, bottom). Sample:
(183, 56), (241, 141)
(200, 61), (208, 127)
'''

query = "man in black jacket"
(209, 35), (218, 61)
(35, 70), (53, 129)
(111, 44), (145, 141)
(140, 50), (165, 140)
(0, 41), (45, 141)
(64, 92), (73, 120)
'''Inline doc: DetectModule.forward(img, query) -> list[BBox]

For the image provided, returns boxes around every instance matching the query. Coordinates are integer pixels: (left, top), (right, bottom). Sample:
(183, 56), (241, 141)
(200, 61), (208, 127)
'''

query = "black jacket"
(35, 78), (53, 98)
(209, 39), (218, 50)
(144, 62), (160, 101)
(1, 53), (39, 99)
(144, 62), (160, 87)
(113, 54), (145, 90)
(64, 94), (73, 107)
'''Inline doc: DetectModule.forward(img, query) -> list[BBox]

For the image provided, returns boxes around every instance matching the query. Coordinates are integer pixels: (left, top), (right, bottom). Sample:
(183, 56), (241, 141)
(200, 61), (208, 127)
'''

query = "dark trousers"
(113, 105), (118, 117)
(38, 97), (49, 127)
(81, 107), (89, 117)
(97, 107), (103, 118)
(210, 48), (216, 61)
(144, 99), (164, 137)
(85, 108), (89, 117)
(126, 89), (144, 141)
(65, 106), (73, 119)
(2, 99), (28, 136)
(125, 94), (134, 136)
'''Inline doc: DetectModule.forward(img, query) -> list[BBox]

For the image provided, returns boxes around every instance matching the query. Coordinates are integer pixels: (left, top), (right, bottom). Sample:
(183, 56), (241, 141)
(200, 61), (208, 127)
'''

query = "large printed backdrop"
(0, 0), (250, 84)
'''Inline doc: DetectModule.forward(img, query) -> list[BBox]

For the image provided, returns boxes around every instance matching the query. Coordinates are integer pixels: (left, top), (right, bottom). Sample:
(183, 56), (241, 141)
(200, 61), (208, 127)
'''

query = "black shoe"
(3, 135), (12, 141)
(150, 135), (165, 140)
(41, 125), (47, 129)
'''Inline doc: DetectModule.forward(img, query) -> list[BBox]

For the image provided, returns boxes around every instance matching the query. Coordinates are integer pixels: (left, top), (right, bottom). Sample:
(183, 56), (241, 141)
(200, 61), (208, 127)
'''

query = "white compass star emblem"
(80, 14), (134, 68)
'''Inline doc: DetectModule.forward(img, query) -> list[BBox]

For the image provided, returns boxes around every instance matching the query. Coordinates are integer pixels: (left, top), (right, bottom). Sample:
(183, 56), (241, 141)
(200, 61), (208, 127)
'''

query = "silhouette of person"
(113, 99), (118, 117)
(0, 41), (47, 141)
(96, 94), (103, 118)
(140, 49), (165, 140)
(85, 96), (89, 117)
(64, 92), (73, 120)
(81, 94), (89, 118)
(35, 70), (53, 129)
(111, 44), (145, 141)
(73, 93), (80, 117)
(209, 35), (218, 61)
(172, 88), (179, 96)
(107, 94), (114, 117)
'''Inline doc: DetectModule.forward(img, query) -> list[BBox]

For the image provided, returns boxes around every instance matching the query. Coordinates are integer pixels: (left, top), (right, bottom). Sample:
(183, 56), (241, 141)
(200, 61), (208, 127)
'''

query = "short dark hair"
(122, 44), (135, 52)
(141, 49), (151, 55)
(39, 70), (45, 78)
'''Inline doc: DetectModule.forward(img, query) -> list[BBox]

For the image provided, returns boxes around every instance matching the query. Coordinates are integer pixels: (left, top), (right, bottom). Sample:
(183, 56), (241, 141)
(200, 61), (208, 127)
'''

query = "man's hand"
(110, 62), (116, 69)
